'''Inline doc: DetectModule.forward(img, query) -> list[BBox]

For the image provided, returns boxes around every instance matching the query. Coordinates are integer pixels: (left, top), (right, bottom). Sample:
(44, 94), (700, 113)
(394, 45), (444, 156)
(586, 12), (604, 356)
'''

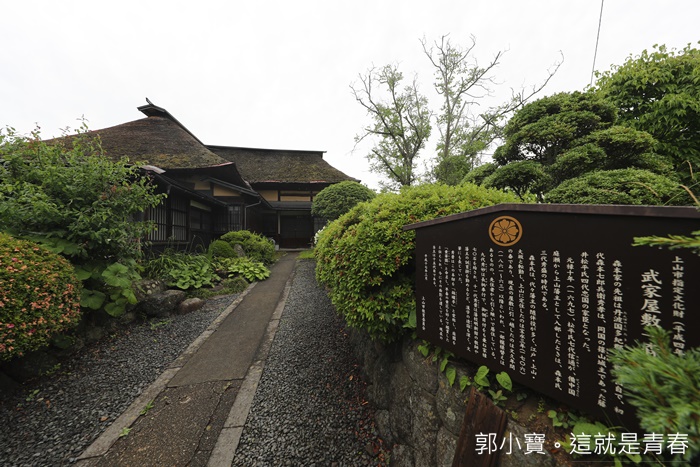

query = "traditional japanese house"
(71, 99), (357, 250)
(207, 145), (359, 248)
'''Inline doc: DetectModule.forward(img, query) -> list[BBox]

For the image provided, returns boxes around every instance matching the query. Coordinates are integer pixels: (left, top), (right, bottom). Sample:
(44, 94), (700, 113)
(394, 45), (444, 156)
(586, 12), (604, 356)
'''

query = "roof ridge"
(137, 98), (203, 145)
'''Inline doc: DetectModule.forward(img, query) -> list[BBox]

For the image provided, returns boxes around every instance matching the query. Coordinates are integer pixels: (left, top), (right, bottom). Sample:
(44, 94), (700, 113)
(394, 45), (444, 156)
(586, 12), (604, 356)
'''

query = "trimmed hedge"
(311, 181), (376, 221)
(0, 233), (81, 361)
(315, 183), (521, 342)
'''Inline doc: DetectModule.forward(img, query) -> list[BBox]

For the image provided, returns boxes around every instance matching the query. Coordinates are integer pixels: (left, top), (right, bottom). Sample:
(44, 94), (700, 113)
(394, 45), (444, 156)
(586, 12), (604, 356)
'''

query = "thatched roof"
(208, 145), (358, 184)
(87, 117), (231, 169)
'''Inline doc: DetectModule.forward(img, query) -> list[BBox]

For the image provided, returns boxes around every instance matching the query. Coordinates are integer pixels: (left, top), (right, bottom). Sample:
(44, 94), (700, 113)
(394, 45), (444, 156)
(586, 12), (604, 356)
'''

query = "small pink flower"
(6, 323), (14, 329)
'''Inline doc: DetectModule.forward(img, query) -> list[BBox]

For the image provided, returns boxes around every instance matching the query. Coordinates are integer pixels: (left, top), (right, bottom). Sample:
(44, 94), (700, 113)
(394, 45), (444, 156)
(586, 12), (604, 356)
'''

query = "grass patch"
(298, 249), (315, 260)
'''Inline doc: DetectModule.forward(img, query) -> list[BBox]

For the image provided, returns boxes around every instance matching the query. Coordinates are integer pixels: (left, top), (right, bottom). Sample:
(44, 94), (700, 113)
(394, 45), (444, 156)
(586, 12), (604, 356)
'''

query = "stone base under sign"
(348, 330), (558, 467)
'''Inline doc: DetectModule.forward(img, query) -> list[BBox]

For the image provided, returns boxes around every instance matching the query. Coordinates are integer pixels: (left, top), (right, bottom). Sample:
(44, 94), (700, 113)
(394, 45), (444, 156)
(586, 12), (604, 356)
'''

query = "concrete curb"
(76, 284), (257, 462)
(207, 262), (297, 467)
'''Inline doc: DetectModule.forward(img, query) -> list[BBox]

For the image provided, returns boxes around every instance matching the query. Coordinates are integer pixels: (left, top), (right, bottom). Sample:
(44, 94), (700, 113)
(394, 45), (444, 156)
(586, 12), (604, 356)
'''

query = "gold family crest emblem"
(489, 216), (523, 247)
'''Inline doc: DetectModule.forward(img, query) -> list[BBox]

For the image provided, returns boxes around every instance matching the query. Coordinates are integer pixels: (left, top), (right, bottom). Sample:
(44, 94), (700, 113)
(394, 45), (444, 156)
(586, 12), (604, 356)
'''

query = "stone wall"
(349, 330), (557, 467)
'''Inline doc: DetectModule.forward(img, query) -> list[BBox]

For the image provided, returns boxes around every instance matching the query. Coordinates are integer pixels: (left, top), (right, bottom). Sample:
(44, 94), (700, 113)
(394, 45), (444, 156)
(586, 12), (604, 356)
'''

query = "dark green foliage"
(314, 183), (521, 342)
(547, 144), (606, 185)
(494, 91), (617, 166)
(0, 125), (164, 318)
(144, 251), (218, 290)
(546, 169), (690, 205)
(595, 43), (700, 182)
(219, 230), (275, 265)
(482, 160), (550, 201)
(0, 125), (164, 260)
(208, 239), (237, 259)
(609, 326), (700, 463)
(311, 181), (376, 221)
(486, 90), (684, 204)
(432, 156), (474, 186)
(0, 233), (81, 361)
(461, 162), (498, 186)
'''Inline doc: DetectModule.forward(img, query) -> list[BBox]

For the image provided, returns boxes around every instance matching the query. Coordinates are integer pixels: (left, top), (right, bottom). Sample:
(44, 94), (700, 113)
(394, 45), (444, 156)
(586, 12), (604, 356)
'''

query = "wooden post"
(452, 387), (508, 467)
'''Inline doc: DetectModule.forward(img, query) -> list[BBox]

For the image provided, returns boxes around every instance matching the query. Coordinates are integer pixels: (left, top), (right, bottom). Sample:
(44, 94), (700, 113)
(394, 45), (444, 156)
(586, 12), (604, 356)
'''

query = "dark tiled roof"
(207, 145), (358, 184)
(87, 117), (231, 169)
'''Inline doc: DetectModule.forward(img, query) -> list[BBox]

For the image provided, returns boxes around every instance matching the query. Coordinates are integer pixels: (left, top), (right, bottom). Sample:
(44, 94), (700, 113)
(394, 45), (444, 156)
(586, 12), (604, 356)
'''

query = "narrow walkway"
(75, 252), (299, 466)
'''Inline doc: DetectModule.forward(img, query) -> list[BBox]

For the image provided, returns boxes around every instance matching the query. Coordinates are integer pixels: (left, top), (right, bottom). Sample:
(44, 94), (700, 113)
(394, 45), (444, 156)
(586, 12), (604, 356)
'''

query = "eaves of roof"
(141, 168), (228, 208)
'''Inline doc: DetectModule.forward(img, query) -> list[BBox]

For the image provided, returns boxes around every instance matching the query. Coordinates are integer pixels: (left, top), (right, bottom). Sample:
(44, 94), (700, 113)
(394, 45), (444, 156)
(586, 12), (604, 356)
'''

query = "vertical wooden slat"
(452, 387), (508, 467)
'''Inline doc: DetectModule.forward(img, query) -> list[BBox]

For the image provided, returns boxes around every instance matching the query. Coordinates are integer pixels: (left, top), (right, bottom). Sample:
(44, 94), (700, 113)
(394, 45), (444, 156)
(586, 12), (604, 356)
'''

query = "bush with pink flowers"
(0, 232), (81, 361)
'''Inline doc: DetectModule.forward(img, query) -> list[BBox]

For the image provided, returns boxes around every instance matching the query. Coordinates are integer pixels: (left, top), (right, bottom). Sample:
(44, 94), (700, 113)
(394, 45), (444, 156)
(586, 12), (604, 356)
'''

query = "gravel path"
(232, 259), (389, 466)
(1, 259), (389, 466)
(0, 295), (236, 467)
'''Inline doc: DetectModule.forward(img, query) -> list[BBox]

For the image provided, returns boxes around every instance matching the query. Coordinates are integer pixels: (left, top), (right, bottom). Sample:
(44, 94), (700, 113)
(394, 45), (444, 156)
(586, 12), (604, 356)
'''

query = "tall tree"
(595, 43), (700, 183)
(351, 65), (431, 191)
(481, 91), (682, 204)
(423, 35), (561, 184)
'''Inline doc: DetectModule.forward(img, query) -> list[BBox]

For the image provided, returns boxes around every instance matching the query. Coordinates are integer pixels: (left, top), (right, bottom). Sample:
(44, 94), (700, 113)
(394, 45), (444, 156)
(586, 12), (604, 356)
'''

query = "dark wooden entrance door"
(280, 214), (312, 248)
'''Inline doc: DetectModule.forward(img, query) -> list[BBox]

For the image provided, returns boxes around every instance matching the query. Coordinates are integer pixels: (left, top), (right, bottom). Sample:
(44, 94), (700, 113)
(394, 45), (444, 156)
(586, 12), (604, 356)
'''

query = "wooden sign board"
(405, 204), (700, 430)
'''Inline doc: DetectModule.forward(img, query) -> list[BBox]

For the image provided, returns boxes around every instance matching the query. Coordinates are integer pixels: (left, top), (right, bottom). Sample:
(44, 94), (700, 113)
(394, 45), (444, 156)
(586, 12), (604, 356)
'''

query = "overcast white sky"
(1, 1), (698, 189)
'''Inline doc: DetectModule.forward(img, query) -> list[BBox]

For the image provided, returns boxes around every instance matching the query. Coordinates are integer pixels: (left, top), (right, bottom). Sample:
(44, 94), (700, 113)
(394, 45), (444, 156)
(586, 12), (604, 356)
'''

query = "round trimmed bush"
(0, 233), (81, 361)
(208, 239), (237, 258)
(314, 183), (521, 342)
(312, 181), (376, 221)
(219, 230), (275, 265)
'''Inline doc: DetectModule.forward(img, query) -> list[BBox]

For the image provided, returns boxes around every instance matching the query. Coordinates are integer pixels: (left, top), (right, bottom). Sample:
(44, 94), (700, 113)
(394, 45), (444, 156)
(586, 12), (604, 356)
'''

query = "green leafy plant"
(459, 375), (472, 392)
(119, 427), (131, 438)
(214, 257), (270, 282)
(149, 320), (170, 330)
(595, 43), (700, 183)
(145, 251), (218, 290)
(140, 400), (155, 416)
(25, 389), (40, 403)
(547, 408), (584, 430)
(0, 124), (163, 321)
(495, 371), (512, 391)
(488, 389), (508, 406)
(0, 233), (82, 361)
(473, 365), (490, 388)
(0, 124), (164, 261)
(537, 398), (546, 414)
(77, 259), (142, 317)
(609, 326), (700, 463)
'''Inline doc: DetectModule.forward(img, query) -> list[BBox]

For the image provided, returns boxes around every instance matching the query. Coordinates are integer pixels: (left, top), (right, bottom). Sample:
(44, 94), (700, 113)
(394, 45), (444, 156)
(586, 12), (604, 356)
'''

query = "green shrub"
(609, 327), (700, 463)
(0, 125), (164, 260)
(144, 251), (218, 290)
(208, 239), (237, 258)
(311, 181), (376, 221)
(213, 257), (270, 282)
(315, 183), (521, 342)
(0, 233), (81, 361)
(545, 168), (690, 205)
(0, 125), (164, 319)
(219, 230), (275, 265)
